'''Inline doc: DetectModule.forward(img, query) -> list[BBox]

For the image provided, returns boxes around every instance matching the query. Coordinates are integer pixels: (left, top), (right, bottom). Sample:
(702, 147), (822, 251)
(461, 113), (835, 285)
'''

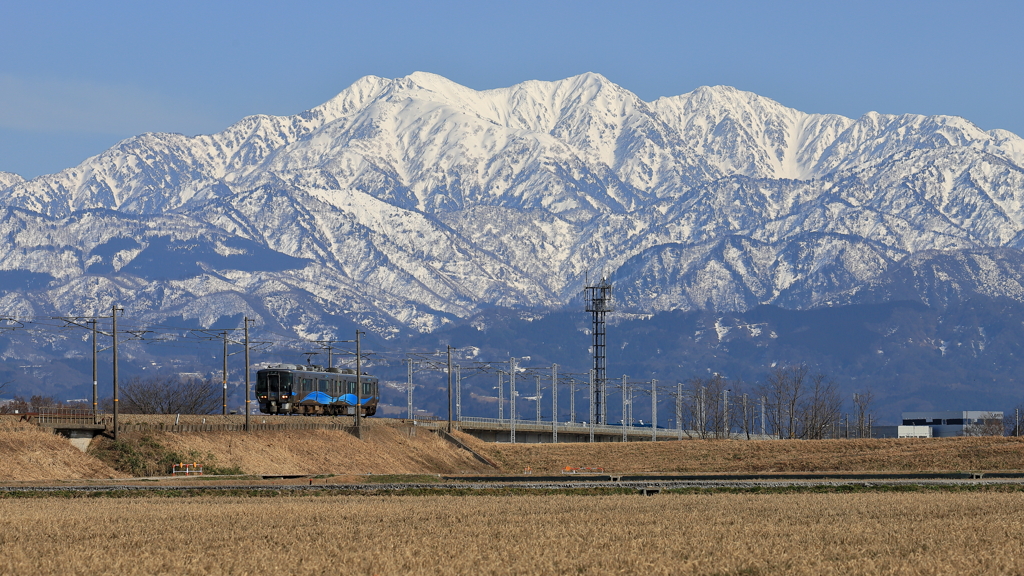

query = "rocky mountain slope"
(1, 72), (1024, 342)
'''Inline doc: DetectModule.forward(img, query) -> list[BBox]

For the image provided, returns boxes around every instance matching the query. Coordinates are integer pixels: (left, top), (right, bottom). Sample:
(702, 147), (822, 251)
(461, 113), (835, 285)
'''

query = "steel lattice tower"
(584, 277), (612, 424)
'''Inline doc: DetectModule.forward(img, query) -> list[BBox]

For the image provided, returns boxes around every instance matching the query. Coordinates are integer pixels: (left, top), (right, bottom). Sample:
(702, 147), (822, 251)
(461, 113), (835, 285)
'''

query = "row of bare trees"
(761, 365), (848, 439)
(676, 366), (874, 439)
(119, 376), (222, 414)
(0, 377), (222, 415)
(0, 394), (79, 414)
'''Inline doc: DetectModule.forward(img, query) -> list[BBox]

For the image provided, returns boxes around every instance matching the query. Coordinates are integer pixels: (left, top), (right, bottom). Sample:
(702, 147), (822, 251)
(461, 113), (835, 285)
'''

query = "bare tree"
(963, 412), (1005, 437)
(0, 395), (61, 414)
(678, 375), (737, 439)
(852, 389), (874, 439)
(757, 366), (846, 439)
(759, 365), (809, 439)
(121, 376), (221, 414)
(801, 373), (842, 440)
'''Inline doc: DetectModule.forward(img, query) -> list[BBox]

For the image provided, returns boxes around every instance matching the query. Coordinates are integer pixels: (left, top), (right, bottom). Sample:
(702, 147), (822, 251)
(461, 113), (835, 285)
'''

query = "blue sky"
(1, 0), (1021, 179)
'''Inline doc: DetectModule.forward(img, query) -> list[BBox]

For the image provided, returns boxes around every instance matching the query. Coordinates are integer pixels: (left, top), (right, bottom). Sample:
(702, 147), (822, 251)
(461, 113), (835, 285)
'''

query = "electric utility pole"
(112, 305), (123, 440)
(355, 330), (364, 438)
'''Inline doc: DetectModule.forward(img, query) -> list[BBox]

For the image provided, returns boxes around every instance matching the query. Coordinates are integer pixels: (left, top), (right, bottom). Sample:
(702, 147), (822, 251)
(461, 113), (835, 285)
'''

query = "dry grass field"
(0, 425), (117, 481)
(471, 435), (1024, 474)
(2, 492), (1023, 575)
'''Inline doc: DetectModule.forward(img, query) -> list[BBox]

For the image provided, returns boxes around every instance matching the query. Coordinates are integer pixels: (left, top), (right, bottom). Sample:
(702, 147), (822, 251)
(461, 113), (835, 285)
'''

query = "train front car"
(256, 364), (379, 416)
(255, 366), (295, 414)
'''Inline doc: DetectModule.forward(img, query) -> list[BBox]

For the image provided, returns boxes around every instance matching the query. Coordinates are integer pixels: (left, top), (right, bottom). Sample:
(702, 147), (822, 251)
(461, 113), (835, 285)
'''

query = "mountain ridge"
(0, 72), (1023, 342)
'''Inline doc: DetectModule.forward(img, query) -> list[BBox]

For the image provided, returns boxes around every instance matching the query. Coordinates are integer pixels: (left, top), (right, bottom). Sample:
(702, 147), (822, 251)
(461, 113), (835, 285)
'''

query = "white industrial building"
(896, 425), (932, 438)
(900, 411), (1003, 438)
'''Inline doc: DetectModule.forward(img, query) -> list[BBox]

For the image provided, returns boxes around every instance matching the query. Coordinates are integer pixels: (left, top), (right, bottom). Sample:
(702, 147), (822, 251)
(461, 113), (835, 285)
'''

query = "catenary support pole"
(676, 382), (683, 440)
(509, 357), (517, 444)
(723, 389), (729, 439)
(112, 305), (122, 441)
(743, 393), (750, 439)
(498, 373), (504, 421)
(355, 330), (363, 436)
(651, 379), (658, 442)
(699, 387), (706, 437)
(456, 364), (462, 422)
(446, 345), (453, 434)
(221, 331), (228, 416)
(622, 375), (628, 442)
(90, 319), (97, 421)
(761, 396), (767, 436)
(535, 374), (541, 425)
(406, 358), (414, 419)
(551, 364), (558, 443)
(244, 317), (251, 432)
(569, 378), (576, 424)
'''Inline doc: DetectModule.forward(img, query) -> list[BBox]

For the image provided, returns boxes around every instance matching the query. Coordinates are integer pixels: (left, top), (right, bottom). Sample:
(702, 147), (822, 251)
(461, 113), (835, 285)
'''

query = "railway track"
(4, 471), (1024, 494)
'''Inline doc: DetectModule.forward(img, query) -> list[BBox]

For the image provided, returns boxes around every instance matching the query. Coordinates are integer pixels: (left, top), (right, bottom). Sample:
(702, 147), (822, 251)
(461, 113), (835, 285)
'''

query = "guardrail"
(30, 408), (98, 425)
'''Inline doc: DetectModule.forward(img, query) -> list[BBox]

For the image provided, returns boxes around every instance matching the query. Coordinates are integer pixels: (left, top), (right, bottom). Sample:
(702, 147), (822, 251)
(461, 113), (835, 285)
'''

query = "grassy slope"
(463, 435), (1024, 474)
(0, 424), (118, 481)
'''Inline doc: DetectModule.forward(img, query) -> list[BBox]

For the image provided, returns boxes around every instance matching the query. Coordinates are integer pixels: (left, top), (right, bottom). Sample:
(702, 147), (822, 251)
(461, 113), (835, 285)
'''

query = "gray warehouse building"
(900, 411), (1003, 438)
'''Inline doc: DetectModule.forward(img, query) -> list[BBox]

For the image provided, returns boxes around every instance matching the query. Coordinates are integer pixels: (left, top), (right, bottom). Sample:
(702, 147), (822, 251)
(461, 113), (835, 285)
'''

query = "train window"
(269, 373), (280, 395)
(302, 378), (312, 393)
(319, 379), (328, 393)
(347, 380), (356, 395)
(363, 381), (372, 396)
(256, 373), (268, 395)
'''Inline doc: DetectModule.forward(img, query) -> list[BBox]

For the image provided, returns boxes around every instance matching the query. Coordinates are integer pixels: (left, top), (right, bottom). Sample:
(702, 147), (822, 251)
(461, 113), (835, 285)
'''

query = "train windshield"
(278, 373), (293, 395)
(257, 372), (293, 397)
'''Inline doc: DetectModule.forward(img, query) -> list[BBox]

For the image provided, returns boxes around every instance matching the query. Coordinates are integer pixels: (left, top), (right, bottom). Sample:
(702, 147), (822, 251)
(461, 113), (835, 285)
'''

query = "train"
(255, 364), (379, 416)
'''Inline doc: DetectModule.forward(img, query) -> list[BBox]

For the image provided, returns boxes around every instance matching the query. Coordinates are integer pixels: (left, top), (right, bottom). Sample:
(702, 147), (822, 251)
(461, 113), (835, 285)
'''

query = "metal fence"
(34, 408), (97, 425)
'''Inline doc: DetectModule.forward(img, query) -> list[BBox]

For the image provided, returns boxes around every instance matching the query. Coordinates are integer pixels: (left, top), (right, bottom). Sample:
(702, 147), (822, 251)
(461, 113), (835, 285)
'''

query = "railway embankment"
(0, 416), (494, 481)
(5, 414), (1024, 482)
(0, 418), (119, 480)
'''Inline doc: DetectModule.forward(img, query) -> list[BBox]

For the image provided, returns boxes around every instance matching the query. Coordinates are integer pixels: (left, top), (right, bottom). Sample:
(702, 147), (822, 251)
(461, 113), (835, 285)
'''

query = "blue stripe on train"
(299, 392), (371, 405)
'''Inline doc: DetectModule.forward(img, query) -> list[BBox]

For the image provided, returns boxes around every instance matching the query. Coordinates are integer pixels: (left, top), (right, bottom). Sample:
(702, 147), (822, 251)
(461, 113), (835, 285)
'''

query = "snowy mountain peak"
(0, 172), (24, 191)
(1, 73), (1024, 340)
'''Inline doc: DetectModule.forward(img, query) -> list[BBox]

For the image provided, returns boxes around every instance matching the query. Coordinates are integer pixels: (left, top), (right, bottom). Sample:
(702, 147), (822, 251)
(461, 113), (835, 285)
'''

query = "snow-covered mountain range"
(2, 72), (1024, 339)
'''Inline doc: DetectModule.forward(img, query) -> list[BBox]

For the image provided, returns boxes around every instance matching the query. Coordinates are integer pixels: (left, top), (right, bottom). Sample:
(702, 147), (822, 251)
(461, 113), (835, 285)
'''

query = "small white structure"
(897, 425), (932, 439)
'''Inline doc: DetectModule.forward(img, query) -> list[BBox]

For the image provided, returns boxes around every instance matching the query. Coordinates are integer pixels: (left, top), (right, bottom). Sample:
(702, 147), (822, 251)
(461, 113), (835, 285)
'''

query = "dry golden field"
(472, 435), (1024, 474)
(2, 492), (1023, 575)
